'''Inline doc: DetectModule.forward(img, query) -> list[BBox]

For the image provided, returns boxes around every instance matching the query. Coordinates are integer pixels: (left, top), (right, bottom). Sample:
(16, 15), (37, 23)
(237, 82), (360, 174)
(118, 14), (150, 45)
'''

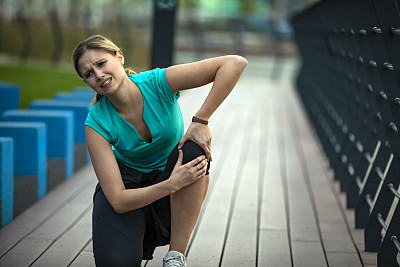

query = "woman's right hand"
(169, 149), (208, 191)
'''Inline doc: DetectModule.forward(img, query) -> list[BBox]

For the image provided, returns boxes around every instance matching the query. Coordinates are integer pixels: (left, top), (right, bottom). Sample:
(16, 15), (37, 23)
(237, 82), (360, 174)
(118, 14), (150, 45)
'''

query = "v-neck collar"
(106, 78), (153, 144)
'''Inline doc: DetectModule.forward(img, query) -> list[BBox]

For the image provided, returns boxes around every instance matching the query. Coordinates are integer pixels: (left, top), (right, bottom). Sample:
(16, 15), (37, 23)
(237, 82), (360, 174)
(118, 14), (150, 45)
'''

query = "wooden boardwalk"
(0, 55), (378, 266)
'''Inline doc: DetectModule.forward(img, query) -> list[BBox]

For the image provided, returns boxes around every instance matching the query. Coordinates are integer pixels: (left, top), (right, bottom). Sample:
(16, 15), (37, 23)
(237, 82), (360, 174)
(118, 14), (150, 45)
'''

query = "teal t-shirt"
(85, 68), (184, 172)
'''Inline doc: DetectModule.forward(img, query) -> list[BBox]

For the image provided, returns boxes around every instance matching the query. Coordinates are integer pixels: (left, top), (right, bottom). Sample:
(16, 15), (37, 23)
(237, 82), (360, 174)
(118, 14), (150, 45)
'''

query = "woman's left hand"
(178, 122), (212, 161)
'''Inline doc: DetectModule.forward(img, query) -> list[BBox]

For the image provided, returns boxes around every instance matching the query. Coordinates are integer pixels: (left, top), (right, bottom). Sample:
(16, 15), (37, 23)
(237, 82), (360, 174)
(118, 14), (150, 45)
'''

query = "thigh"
(92, 189), (146, 267)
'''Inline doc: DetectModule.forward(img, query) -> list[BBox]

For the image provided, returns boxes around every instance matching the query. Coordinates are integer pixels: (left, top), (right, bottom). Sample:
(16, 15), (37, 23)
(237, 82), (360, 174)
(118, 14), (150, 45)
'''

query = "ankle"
(168, 244), (187, 255)
(166, 250), (185, 257)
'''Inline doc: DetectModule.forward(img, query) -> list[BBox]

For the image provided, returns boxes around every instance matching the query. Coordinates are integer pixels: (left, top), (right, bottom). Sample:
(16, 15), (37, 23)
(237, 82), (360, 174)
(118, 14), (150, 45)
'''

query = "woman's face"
(78, 49), (126, 95)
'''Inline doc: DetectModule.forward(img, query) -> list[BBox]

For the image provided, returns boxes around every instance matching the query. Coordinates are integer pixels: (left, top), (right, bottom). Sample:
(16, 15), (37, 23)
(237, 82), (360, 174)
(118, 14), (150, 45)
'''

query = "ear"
(117, 50), (124, 65)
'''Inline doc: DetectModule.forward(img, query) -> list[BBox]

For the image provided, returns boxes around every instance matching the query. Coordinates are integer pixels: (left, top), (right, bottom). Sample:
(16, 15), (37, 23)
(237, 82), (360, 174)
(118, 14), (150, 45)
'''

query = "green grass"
(0, 63), (87, 108)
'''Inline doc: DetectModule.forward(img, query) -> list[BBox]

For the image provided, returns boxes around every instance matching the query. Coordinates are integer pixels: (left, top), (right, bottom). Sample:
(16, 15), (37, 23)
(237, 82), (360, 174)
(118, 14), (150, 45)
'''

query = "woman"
(72, 35), (247, 267)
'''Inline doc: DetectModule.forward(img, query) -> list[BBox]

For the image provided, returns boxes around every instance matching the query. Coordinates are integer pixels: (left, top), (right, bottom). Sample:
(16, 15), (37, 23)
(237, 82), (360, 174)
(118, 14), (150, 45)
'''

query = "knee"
(179, 140), (206, 164)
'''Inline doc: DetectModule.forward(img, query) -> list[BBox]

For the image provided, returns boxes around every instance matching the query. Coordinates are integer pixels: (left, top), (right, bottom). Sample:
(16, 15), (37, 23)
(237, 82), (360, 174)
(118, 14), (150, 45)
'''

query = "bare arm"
(85, 126), (207, 214)
(166, 55), (248, 120)
(165, 55), (248, 159)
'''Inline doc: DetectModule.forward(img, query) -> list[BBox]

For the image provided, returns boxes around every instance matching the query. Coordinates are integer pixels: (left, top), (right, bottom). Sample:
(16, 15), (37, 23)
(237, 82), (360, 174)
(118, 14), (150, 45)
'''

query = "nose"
(94, 69), (104, 80)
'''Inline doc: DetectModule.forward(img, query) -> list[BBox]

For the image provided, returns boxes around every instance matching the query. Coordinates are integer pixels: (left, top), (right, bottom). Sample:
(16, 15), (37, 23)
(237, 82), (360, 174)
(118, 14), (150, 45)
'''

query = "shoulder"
(129, 68), (165, 83)
(88, 96), (109, 116)
(85, 97), (115, 143)
(86, 97), (115, 127)
(129, 68), (177, 101)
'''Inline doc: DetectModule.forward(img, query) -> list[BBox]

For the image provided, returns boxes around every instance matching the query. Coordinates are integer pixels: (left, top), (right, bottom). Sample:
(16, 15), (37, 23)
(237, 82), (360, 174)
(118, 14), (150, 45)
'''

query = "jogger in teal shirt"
(73, 34), (247, 266)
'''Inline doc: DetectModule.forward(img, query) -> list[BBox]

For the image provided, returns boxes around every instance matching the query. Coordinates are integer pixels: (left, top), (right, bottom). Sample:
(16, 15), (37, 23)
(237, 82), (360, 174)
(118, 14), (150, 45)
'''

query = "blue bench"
(2, 110), (74, 189)
(29, 100), (90, 171)
(0, 137), (13, 227)
(0, 82), (20, 116)
(0, 122), (46, 217)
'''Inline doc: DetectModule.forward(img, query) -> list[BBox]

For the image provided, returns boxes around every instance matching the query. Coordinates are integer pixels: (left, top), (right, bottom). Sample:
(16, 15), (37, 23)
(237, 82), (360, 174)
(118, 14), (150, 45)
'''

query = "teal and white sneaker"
(163, 250), (187, 267)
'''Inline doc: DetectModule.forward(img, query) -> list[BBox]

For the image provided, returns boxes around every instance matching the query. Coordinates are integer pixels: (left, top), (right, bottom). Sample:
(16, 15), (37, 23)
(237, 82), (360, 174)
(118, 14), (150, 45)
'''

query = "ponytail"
(125, 68), (137, 75)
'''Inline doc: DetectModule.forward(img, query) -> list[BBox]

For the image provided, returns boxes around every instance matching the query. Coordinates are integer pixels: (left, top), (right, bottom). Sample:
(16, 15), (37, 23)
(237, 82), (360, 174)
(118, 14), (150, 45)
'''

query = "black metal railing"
(292, 0), (400, 266)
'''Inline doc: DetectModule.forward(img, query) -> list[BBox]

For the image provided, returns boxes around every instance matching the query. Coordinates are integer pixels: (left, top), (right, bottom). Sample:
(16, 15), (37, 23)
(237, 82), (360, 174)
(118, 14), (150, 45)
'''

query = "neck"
(107, 75), (141, 114)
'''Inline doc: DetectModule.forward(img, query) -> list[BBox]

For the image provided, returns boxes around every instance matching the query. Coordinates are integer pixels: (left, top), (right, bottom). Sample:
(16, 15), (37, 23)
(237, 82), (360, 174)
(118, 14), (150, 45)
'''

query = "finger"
(187, 154), (206, 168)
(195, 159), (207, 171)
(203, 145), (212, 161)
(175, 149), (183, 167)
(197, 165), (208, 178)
(202, 160), (208, 172)
(178, 136), (188, 149)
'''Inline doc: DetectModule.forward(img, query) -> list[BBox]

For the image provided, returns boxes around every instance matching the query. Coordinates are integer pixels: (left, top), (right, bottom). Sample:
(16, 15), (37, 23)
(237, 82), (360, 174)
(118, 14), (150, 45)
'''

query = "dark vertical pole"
(48, 6), (63, 65)
(17, 4), (31, 63)
(151, 0), (178, 69)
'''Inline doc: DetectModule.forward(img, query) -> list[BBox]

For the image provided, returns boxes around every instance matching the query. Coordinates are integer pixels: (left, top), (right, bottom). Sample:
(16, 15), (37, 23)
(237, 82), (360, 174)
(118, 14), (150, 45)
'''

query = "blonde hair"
(72, 35), (136, 106)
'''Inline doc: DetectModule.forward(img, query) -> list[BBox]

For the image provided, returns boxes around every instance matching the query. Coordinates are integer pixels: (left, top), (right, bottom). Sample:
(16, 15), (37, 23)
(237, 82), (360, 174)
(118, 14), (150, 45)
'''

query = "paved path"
(0, 55), (377, 266)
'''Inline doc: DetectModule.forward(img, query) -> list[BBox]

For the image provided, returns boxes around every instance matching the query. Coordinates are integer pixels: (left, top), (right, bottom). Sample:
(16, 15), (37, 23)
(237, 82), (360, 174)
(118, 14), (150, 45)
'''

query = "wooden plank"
(279, 86), (327, 266)
(69, 251), (95, 267)
(281, 104), (321, 241)
(26, 181), (95, 240)
(0, 178), (95, 266)
(0, 164), (95, 258)
(31, 208), (92, 266)
(258, 90), (291, 266)
(259, 97), (287, 231)
(70, 240), (94, 267)
(0, 238), (53, 266)
(291, 240), (326, 267)
(326, 252), (365, 267)
(84, 240), (93, 252)
(259, 230), (292, 266)
(220, 119), (259, 266)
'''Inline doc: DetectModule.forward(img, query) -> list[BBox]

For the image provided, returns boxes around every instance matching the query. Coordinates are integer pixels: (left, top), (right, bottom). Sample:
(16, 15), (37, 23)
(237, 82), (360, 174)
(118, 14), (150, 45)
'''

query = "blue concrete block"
(29, 100), (89, 144)
(0, 122), (47, 198)
(0, 137), (14, 226)
(2, 110), (74, 178)
(53, 92), (93, 105)
(72, 90), (96, 99)
(73, 86), (92, 92)
(0, 82), (20, 116)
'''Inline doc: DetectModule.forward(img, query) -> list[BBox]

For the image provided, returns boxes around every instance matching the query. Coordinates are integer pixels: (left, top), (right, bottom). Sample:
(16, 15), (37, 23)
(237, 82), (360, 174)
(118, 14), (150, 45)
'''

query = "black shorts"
(92, 141), (210, 266)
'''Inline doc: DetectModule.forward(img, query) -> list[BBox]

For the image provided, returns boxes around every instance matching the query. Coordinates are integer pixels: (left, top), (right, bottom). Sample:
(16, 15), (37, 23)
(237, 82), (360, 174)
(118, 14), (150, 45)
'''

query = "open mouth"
(101, 78), (111, 88)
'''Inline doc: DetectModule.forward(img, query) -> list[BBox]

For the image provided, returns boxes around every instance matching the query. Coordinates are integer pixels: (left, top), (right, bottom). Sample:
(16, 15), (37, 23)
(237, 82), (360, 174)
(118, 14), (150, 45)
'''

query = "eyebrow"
(81, 58), (107, 77)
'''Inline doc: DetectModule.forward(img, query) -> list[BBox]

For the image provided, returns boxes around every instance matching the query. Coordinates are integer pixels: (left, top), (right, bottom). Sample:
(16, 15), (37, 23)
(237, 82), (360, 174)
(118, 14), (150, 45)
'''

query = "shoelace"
(164, 255), (186, 267)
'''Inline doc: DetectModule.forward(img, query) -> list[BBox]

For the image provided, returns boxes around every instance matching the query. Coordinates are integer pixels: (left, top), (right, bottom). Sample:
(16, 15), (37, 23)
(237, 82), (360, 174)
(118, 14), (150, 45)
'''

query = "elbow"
(110, 198), (128, 214)
(114, 206), (126, 214)
(238, 55), (248, 68)
(231, 55), (248, 71)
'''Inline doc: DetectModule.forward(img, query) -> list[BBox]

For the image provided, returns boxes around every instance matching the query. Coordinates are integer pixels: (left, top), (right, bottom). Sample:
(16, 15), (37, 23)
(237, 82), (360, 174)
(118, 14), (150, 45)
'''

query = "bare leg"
(169, 175), (210, 254)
